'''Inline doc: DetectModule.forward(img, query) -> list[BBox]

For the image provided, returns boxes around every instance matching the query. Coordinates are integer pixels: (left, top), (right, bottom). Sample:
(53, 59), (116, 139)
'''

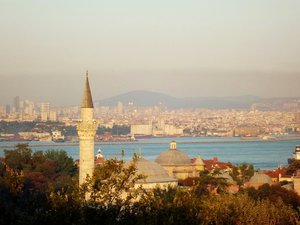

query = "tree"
(230, 162), (254, 186)
(44, 150), (77, 177)
(243, 183), (300, 210)
(193, 170), (228, 196)
(286, 160), (300, 175)
(4, 144), (32, 172)
(200, 193), (299, 225)
(83, 158), (146, 207)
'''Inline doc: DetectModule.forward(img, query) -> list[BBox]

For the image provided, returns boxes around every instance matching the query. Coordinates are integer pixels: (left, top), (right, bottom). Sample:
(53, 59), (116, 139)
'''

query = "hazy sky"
(1, 1), (300, 105)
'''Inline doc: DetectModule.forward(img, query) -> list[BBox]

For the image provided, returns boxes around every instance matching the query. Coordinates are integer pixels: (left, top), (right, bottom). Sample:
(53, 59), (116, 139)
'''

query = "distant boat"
(134, 135), (153, 139)
(262, 136), (277, 141)
(52, 130), (65, 143)
(53, 138), (65, 143)
(130, 135), (136, 141)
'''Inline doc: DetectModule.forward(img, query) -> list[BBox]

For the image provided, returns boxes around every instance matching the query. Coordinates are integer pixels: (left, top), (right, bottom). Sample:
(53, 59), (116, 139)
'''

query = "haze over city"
(1, 1), (300, 105)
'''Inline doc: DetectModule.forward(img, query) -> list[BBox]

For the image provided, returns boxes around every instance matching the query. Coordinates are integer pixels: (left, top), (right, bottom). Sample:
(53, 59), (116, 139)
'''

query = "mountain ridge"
(98, 90), (267, 109)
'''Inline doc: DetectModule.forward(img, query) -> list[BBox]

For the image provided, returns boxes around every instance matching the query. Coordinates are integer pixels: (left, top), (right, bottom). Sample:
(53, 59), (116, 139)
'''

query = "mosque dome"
(155, 141), (191, 166)
(215, 172), (234, 184)
(126, 157), (177, 183)
(249, 173), (272, 184)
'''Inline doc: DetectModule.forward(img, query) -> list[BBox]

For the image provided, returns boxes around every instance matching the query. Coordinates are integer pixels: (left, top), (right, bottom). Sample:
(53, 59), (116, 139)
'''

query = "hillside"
(99, 90), (262, 109)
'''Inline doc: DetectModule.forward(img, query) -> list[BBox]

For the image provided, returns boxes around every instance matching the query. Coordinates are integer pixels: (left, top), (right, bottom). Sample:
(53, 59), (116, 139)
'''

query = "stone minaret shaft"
(77, 71), (97, 185)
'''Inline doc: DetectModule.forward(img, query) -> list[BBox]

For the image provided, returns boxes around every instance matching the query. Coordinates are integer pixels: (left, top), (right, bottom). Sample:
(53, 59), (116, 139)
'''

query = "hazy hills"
(99, 90), (264, 109)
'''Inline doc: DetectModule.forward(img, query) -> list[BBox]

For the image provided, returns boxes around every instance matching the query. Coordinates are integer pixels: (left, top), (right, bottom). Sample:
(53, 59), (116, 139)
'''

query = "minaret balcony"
(77, 121), (98, 138)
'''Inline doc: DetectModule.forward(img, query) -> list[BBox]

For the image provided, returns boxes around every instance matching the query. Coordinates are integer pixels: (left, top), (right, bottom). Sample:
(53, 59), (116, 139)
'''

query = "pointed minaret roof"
(81, 70), (94, 108)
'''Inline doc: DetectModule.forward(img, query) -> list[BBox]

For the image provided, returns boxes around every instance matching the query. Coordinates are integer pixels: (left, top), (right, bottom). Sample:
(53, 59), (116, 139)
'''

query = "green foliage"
(193, 170), (228, 196)
(200, 193), (299, 225)
(62, 125), (77, 136)
(0, 121), (66, 135)
(230, 162), (254, 185)
(243, 183), (300, 210)
(44, 150), (77, 176)
(4, 143), (32, 171)
(97, 125), (130, 135)
(0, 121), (36, 134)
(286, 160), (300, 175)
(0, 144), (300, 225)
(2, 144), (78, 193)
(84, 158), (147, 207)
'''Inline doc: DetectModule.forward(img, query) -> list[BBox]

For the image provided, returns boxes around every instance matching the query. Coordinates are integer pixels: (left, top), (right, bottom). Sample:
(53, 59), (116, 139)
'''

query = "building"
(202, 157), (232, 171)
(117, 101), (124, 114)
(40, 102), (50, 122)
(245, 173), (273, 189)
(13, 96), (20, 113)
(234, 126), (261, 137)
(49, 110), (57, 121)
(77, 71), (98, 186)
(131, 124), (152, 136)
(155, 141), (201, 180)
(295, 112), (300, 124)
(293, 170), (300, 195)
(131, 122), (183, 136)
(126, 156), (178, 190)
(288, 145), (300, 164)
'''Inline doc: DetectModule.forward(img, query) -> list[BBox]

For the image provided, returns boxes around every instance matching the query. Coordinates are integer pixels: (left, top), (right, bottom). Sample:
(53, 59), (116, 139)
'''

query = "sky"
(0, 1), (300, 105)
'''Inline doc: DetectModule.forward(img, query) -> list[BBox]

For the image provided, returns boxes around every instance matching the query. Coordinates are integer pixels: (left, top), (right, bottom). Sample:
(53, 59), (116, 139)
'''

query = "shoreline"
(1, 137), (300, 149)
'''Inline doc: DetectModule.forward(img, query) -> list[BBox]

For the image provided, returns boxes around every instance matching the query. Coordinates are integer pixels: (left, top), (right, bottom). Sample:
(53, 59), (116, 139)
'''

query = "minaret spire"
(81, 70), (94, 108)
(77, 70), (98, 190)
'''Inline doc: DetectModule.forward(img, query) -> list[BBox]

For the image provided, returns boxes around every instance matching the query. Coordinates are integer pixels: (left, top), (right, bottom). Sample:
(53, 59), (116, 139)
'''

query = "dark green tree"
(286, 160), (300, 175)
(230, 162), (254, 185)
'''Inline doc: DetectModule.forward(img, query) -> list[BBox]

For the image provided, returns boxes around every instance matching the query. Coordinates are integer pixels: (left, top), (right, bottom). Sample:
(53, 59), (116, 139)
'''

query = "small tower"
(77, 71), (98, 186)
(170, 141), (177, 150)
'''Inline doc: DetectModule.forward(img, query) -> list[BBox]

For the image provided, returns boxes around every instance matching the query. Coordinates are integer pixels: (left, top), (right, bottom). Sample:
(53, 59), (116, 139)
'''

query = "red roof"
(263, 167), (291, 179)
(202, 157), (232, 170)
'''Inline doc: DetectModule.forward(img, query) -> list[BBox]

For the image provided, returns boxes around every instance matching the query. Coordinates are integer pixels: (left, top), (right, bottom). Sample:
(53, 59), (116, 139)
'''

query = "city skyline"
(1, 1), (300, 104)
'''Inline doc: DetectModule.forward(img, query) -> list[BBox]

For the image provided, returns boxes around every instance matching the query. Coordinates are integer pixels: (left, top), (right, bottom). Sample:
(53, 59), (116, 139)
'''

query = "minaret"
(77, 70), (98, 185)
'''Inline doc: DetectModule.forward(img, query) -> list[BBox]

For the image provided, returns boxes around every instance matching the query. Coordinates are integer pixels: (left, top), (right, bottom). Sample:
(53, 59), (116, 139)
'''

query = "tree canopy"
(0, 144), (299, 225)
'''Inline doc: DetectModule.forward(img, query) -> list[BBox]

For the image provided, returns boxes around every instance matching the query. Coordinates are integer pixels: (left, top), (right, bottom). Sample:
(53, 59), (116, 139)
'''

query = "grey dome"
(193, 155), (204, 166)
(249, 173), (272, 184)
(215, 172), (234, 184)
(126, 158), (177, 183)
(155, 148), (191, 166)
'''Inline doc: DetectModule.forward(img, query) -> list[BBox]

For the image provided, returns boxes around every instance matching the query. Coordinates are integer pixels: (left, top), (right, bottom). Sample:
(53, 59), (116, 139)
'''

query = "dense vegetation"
(96, 125), (131, 135)
(286, 160), (300, 175)
(0, 121), (37, 134)
(0, 121), (130, 136)
(0, 144), (299, 225)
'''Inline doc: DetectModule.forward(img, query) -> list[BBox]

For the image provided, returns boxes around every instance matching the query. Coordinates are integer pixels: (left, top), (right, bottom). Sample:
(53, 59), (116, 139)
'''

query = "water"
(0, 137), (299, 170)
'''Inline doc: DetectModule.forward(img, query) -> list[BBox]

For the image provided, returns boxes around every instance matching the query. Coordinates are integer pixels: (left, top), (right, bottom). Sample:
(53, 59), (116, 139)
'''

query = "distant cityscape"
(1, 93), (300, 142)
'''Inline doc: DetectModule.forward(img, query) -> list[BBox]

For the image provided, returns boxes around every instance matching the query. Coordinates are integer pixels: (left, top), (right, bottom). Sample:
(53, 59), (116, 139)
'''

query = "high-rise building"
(77, 71), (98, 186)
(13, 96), (20, 113)
(117, 101), (124, 114)
(49, 111), (57, 121)
(295, 112), (300, 124)
(40, 102), (50, 122)
(0, 105), (5, 115)
(5, 104), (11, 114)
